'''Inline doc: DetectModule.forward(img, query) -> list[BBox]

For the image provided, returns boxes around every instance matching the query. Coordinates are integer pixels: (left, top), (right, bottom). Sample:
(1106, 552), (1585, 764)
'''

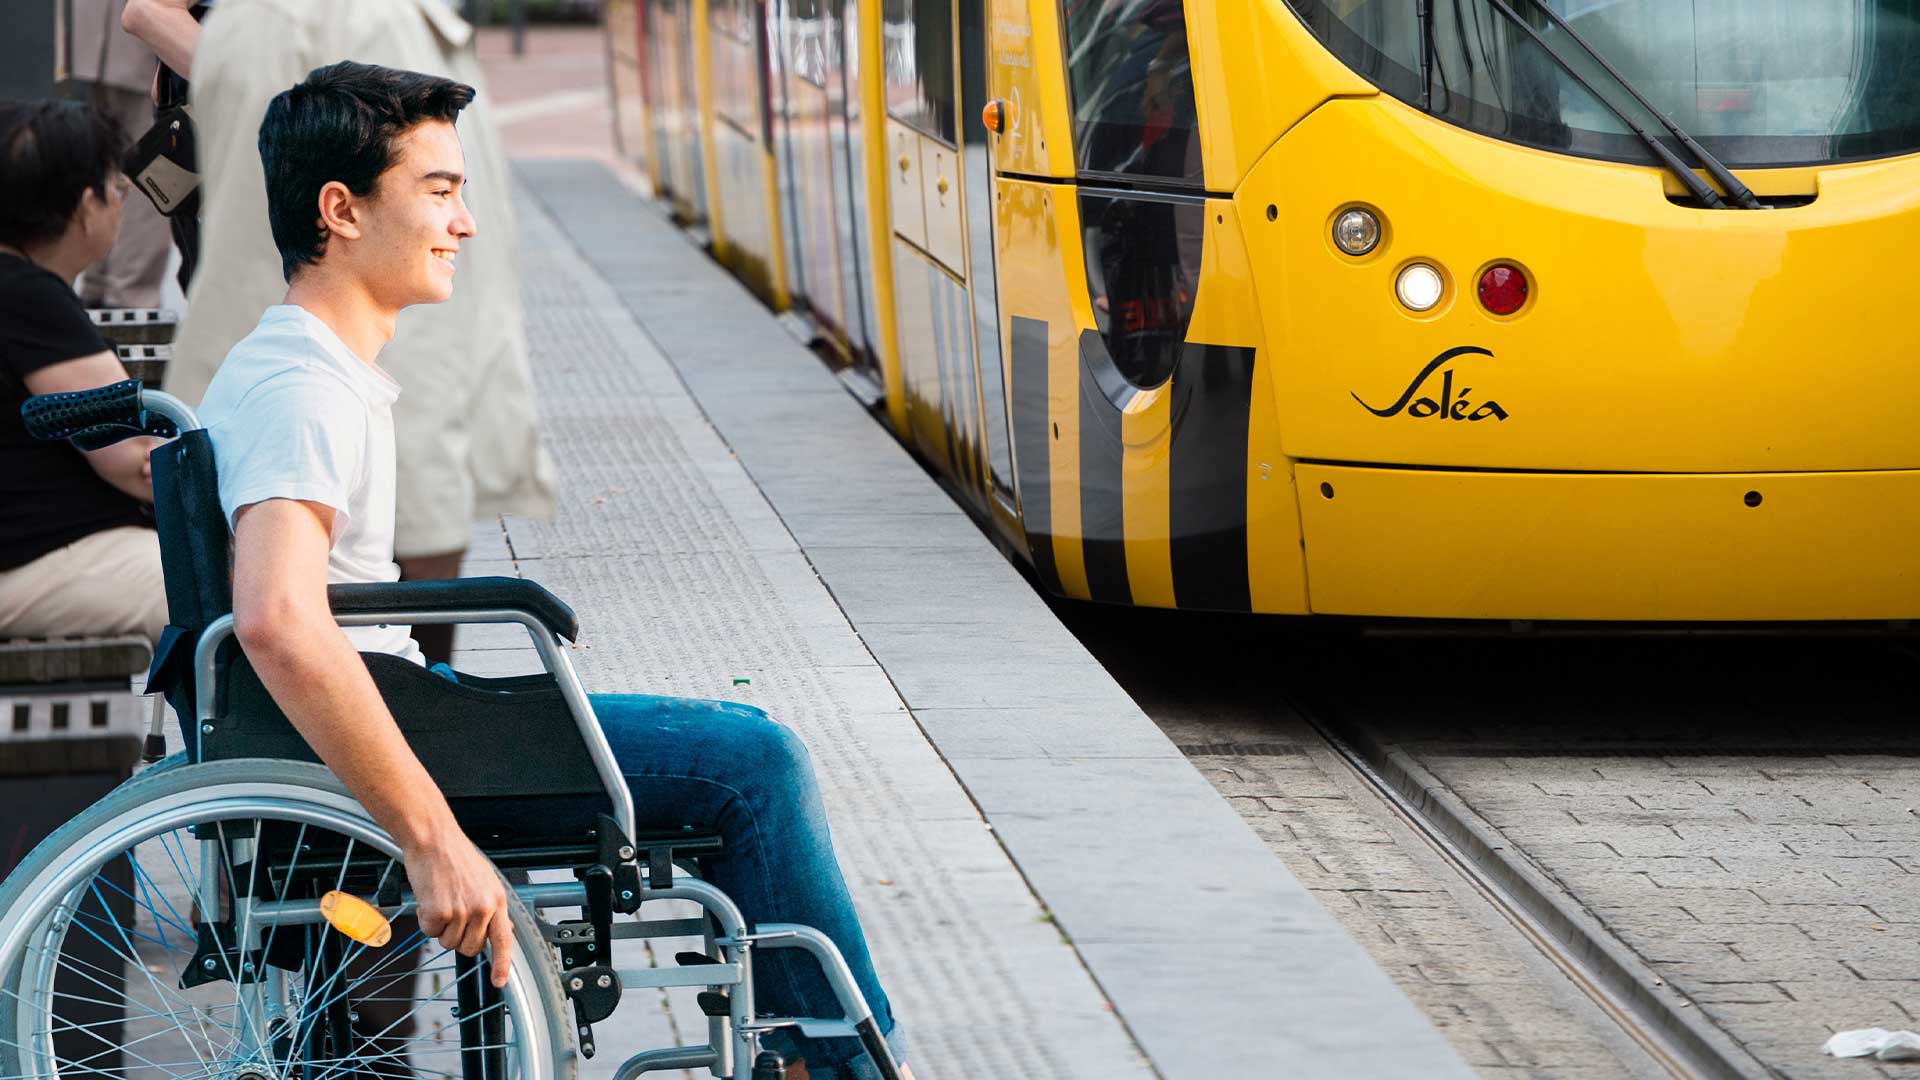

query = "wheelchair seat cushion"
(212, 650), (613, 851)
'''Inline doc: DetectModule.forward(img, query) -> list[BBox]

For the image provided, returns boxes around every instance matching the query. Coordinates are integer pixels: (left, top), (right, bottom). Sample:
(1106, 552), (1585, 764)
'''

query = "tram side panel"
(828, 0), (877, 369)
(607, 0), (653, 172)
(879, 0), (1000, 510)
(773, 0), (852, 342)
(704, 0), (790, 306)
(641, 0), (708, 222)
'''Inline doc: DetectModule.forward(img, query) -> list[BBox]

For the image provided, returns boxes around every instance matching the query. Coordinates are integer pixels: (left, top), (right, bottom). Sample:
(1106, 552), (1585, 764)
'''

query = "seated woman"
(196, 63), (909, 1080)
(0, 99), (165, 645)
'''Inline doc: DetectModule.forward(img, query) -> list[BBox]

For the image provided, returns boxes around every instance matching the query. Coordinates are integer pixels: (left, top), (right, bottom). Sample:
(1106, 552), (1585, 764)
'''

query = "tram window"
(1079, 191), (1203, 391)
(789, 0), (832, 87)
(884, 0), (958, 144)
(1283, 0), (1920, 168)
(1059, 0), (1203, 185)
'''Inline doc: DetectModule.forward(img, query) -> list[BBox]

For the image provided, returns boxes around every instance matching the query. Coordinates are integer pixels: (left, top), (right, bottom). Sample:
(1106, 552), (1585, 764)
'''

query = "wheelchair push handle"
(20, 378), (199, 449)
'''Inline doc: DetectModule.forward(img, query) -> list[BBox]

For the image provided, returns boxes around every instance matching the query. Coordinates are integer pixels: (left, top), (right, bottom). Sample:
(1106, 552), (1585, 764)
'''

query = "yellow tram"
(604, 0), (1920, 623)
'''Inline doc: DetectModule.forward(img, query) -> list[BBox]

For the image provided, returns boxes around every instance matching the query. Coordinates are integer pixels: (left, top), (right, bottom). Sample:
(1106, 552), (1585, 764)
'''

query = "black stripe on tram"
(1008, 316), (1062, 594)
(1077, 330), (1133, 604)
(1168, 343), (1256, 612)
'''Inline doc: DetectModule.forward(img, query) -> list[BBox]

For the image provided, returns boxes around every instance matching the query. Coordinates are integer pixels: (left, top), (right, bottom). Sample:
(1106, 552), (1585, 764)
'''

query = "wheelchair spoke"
(8, 950), (239, 1038)
(0, 1013), (209, 1080)
(68, 883), (223, 1055)
(3, 787), (553, 1080)
(91, 872), (193, 947)
(211, 822), (266, 1064)
(300, 953), (510, 1080)
(249, 824), (305, 1009)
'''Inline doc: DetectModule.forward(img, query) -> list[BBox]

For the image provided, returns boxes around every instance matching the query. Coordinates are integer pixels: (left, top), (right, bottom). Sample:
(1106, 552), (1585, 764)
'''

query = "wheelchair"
(0, 381), (903, 1080)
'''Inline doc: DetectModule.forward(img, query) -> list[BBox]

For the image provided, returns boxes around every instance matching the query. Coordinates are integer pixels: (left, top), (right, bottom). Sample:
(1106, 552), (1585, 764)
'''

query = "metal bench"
(89, 307), (177, 388)
(0, 634), (153, 776)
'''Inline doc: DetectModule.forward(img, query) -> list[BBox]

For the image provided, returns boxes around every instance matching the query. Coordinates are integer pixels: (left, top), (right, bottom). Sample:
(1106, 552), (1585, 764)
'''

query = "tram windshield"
(1282, 0), (1920, 167)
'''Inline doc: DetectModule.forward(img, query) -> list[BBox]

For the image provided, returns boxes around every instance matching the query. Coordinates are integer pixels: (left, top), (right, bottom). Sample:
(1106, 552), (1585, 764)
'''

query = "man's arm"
(121, 0), (200, 79)
(231, 498), (512, 985)
(22, 352), (159, 503)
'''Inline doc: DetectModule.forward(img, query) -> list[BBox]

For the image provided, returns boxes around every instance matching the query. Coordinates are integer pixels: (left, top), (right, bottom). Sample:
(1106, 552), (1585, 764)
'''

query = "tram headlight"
(1395, 263), (1445, 312)
(1331, 207), (1381, 256)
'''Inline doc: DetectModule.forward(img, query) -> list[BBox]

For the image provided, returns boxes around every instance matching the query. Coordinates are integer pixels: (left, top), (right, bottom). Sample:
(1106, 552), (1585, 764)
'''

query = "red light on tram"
(1478, 264), (1529, 315)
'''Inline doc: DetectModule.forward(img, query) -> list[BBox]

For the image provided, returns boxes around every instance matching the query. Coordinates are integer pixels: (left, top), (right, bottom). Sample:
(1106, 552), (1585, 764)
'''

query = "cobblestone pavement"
(1338, 637), (1920, 1080)
(1050, 605), (1662, 1080)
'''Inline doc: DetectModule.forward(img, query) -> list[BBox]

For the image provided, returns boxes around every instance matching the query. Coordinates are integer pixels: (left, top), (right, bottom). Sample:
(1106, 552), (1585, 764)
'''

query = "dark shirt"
(0, 253), (150, 571)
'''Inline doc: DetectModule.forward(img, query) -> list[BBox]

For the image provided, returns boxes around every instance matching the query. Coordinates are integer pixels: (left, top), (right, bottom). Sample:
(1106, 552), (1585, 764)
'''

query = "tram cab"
(608, 0), (1920, 625)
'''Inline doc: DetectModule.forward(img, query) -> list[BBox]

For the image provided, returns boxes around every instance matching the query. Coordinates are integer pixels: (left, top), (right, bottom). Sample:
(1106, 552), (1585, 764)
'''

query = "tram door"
(881, 0), (1014, 513)
(608, 0), (650, 172)
(643, 0), (706, 223)
(771, 0), (873, 357)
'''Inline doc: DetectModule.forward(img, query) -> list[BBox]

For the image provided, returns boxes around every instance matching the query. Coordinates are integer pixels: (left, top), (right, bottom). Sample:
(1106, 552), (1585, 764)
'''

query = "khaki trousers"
(0, 526), (167, 645)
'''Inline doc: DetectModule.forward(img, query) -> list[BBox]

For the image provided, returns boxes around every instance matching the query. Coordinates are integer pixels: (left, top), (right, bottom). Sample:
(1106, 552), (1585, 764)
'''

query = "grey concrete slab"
(910, 706), (1182, 761)
(513, 158), (1470, 1079)
(461, 558), (519, 577)
(971, 757), (1376, 944)
(1076, 943), (1455, 1075)
(775, 510), (981, 552)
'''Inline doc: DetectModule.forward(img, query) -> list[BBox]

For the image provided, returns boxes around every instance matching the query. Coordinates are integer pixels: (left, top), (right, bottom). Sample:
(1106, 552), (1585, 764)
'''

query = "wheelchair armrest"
(327, 577), (580, 642)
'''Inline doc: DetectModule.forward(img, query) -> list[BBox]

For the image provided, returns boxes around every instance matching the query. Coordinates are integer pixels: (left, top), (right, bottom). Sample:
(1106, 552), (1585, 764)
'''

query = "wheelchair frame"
(1, 382), (902, 1080)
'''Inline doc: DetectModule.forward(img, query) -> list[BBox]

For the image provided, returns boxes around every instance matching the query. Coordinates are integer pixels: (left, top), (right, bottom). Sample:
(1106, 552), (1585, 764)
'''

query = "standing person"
(0, 99), (166, 645)
(120, 0), (556, 666)
(67, 0), (171, 309)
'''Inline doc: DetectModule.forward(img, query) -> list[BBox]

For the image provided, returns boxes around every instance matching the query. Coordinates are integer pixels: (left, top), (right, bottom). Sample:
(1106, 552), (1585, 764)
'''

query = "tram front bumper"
(1295, 464), (1920, 622)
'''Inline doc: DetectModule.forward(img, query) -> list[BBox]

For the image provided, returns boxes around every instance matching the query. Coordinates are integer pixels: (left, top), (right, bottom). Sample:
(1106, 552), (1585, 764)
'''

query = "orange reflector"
(320, 890), (392, 947)
(981, 99), (1004, 135)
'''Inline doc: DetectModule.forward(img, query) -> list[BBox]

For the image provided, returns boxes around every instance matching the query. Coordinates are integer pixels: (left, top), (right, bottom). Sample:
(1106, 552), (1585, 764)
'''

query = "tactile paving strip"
(501, 198), (1152, 1079)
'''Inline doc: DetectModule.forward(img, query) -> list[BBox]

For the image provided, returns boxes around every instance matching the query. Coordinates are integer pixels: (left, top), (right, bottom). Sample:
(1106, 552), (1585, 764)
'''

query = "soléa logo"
(1352, 346), (1508, 422)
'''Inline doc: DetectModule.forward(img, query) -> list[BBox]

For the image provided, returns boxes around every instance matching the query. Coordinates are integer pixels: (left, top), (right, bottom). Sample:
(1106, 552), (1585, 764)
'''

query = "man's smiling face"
(356, 119), (476, 310)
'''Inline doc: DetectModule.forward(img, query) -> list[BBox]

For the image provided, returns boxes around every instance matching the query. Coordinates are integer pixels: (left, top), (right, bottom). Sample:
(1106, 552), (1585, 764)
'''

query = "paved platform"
(464, 158), (1470, 1078)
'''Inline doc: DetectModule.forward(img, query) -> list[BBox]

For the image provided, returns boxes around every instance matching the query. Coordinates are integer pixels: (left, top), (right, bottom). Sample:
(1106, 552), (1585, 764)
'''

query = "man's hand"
(403, 831), (514, 986)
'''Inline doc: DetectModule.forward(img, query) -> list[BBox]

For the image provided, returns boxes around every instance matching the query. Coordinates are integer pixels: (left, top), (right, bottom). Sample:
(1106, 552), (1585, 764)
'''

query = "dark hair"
(0, 99), (127, 250)
(258, 62), (475, 282)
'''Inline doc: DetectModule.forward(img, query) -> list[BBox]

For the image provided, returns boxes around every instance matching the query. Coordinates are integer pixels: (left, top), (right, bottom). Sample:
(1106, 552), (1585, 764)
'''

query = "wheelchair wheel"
(0, 759), (577, 1080)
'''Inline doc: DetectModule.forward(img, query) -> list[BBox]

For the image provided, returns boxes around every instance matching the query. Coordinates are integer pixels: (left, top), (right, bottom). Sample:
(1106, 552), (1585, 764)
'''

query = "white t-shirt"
(200, 305), (425, 665)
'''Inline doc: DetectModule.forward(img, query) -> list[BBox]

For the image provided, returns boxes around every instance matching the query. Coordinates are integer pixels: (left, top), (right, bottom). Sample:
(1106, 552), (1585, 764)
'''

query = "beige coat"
(173, 0), (555, 557)
(71, 0), (157, 93)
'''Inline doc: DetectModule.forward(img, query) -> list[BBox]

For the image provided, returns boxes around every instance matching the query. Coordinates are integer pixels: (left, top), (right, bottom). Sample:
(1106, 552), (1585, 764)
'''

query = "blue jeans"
(432, 668), (903, 1076)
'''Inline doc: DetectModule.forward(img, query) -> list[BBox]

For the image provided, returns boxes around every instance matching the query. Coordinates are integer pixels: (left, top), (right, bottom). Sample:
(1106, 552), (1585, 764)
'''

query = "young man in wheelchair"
(192, 62), (908, 1080)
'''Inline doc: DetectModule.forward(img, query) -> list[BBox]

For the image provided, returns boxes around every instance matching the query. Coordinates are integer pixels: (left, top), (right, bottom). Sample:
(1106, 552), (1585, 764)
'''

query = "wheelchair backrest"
(150, 428), (234, 634)
(143, 427), (235, 722)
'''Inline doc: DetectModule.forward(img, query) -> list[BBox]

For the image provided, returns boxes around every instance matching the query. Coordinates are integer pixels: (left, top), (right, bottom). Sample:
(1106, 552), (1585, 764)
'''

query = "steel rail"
(1292, 702), (1768, 1080)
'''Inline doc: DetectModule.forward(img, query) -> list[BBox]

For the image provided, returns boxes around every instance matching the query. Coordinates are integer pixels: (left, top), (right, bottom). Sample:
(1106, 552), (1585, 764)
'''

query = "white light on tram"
(1395, 263), (1445, 312)
(1332, 208), (1380, 256)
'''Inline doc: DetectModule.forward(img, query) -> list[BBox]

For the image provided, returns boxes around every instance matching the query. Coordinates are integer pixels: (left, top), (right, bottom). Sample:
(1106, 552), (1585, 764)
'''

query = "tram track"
(1295, 702), (1772, 1080)
(1048, 600), (1920, 1079)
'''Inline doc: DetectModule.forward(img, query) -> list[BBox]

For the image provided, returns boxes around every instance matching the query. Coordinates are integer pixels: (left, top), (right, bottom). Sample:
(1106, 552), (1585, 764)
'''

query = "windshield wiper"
(1478, 0), (1765, 209)
(1418, 0), (1435, 112)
